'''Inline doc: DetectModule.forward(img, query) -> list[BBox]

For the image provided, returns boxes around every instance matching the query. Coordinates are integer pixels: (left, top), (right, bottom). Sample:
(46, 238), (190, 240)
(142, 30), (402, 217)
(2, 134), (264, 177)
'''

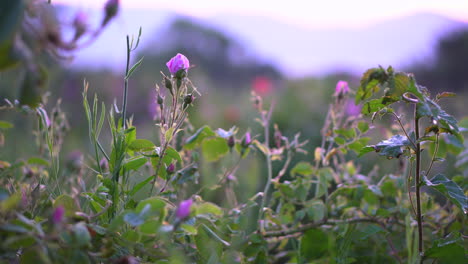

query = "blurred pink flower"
(176, 199), (192, 220)
(166, 163), (175, 175)
(242, 132), (252, 147)
(166, 53), (190, 75)
(346, 100), (362, 116)
(52, 206), (65, 225)
(334, 80), (350, 96)
(252, 76), (272, 95)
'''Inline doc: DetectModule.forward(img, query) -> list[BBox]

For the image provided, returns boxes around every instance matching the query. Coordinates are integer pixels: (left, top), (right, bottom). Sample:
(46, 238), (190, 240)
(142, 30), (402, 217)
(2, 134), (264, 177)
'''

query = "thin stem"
(263, 217), (379, 237)
(426, 134), (439, 177)
(414, 107), (423, 256)
(259, 101), (275, 230)
(390, 112), (417, 149)
(122, 36), (130, 129)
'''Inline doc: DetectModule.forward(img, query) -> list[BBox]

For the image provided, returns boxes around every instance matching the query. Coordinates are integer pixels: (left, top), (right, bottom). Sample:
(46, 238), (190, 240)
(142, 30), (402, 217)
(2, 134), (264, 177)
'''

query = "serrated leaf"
(369, 134), (414, 158)
(417, 98), (459, 134)
(423, 174), (467, 214)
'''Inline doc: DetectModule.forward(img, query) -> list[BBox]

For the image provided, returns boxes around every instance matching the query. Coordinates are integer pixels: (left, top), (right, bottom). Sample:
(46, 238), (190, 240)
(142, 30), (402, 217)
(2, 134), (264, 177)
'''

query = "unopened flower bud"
(183, 94), (194, 109)
(102, 0), (119, 27)
(227, 136), (235, 149)
(334, 80), (350, 99)
(100, 158), (108, 171)
(73, 11), (88, 41)
(175, 199), (192, 220)
(157, 94), (164, 105)
(164, 76), (173, 94)
(242, 132), (251, 148)
(166, 163), (175, 175)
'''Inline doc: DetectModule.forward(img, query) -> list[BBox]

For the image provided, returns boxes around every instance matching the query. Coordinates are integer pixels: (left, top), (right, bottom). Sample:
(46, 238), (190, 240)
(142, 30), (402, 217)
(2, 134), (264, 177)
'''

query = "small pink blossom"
(52, 206), (65, 225)
(166, 53), (190, 75)
(335, 80), (350, 96)
(176, 199), (192, 220)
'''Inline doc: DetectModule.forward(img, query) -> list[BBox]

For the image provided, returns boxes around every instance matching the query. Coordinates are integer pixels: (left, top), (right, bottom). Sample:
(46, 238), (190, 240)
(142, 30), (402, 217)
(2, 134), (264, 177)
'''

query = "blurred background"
(1, 0), (467, 195)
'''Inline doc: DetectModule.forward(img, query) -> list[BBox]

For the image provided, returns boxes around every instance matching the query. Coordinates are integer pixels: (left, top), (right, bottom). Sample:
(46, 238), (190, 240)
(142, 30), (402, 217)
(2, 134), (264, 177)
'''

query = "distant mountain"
(208, 12), (467, 76)
(65, 8), (467, 77)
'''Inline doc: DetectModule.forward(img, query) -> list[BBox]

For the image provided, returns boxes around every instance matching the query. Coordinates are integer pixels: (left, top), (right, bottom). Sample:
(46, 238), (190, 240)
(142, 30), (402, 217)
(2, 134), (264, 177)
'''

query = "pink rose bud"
(73, 11), (88, 41)
(334, 81), (350, 96)
(52, 206), (65, 225)
(166, 53), (190, 76)
(242, 132), (251, 147)
(175, 199), (192, 220)
(166, 163), (175, 175)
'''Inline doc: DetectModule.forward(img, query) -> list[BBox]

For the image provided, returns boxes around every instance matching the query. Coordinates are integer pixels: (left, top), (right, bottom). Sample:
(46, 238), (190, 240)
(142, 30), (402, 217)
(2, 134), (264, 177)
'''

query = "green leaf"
(129, 175), (153, 196)
(195, 202), (223, 217)
(291, 162), (314, 176)
(423, 174), (467, 214)
(125, 56), (144, 80)
(123, 155), (147, 171)
(353, 224), (385, 240)
(195, 224), (223, 262)
(425, 234), (465, 264)
(201, 137), (229, 162)
(357, 121), (369, 133)
(417, 97), (459, 134)
(123, 211), (145, 227)
(139, 219), (161, 234)
(0, 120), (13, 129)
(72, 222), (91, 247)
(370, 134), (413, 158)
(27, 157), (49, 166)
(356, 67), (387, 104)
(128, 139), (155, 151)
(300, 228), (329, 260)
(184, 125), (215, 150)
(135, 197), (167, 218)
(165, 146), (182, 164)
(306, 200), (325, 222)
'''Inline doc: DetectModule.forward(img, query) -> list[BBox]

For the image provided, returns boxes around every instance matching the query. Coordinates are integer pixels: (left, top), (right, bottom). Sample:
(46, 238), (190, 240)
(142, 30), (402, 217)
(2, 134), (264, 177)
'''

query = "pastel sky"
(55, 0), (468, 29)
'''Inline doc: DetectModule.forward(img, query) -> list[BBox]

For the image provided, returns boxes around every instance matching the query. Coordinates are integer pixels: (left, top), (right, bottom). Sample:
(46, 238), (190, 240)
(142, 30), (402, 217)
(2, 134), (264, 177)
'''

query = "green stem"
(122, 36), (130, 129)
(259, 108), (273, 230)
(414, 107), (423, 256)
